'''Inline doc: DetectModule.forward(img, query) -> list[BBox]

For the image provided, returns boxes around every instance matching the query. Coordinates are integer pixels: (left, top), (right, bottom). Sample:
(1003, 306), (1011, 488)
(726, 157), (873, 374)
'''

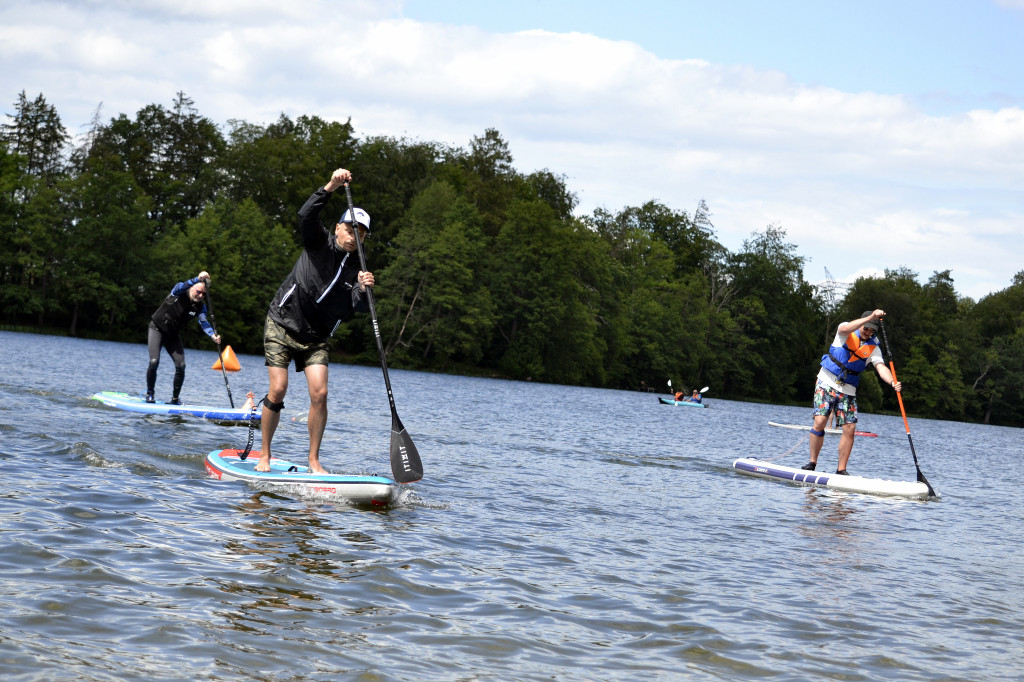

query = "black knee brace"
(264, 394), (285, 412)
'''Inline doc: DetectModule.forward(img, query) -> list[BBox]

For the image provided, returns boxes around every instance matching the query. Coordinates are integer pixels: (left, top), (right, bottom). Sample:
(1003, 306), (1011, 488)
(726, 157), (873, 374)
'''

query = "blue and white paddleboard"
(732, 457), (936, 500)
(658, 396), (708, 408)
(768, 421), (878, 438)
(90, 391), (258, 425)
(205, 449), (398, 506)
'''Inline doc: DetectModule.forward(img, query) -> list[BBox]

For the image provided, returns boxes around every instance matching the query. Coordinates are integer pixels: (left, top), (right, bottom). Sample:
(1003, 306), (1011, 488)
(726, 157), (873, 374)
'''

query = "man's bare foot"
(255, 455), (271, 472)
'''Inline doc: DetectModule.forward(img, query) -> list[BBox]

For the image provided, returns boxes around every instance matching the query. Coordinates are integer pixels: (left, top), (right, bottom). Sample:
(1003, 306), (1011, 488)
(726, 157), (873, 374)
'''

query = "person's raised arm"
(837, 308), (884, 335)
(324, 168), (352, 193)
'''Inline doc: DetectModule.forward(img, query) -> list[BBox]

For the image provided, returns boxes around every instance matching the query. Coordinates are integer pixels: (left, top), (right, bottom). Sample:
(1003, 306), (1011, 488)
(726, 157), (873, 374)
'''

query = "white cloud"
(1, 0), (1021, 299)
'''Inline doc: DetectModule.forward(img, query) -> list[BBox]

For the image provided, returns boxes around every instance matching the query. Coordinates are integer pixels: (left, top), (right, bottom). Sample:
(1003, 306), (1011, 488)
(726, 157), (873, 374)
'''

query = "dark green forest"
(2, 91), (1022, 426)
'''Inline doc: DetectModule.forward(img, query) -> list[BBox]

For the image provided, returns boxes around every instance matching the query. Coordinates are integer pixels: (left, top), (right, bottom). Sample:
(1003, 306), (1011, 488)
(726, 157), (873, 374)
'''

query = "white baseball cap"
(339, 207), (371, 234)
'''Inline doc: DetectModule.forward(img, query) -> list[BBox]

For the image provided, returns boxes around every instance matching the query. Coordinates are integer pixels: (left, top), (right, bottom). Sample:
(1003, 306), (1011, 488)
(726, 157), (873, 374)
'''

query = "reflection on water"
(800, 488), (864, 540)
(224, 493), (382, 572)
(212, 492), (397, 634)
(1, 331), (1023, 680)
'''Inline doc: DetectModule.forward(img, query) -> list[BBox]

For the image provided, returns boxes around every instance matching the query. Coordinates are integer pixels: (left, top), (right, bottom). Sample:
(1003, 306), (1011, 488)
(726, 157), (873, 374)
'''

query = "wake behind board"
(205, 449), (398, 506)
(91, 391), (258, 425)
(732, 457), (936, 500)
(659, 397), (708, 408)
(768, 421), (878, 437)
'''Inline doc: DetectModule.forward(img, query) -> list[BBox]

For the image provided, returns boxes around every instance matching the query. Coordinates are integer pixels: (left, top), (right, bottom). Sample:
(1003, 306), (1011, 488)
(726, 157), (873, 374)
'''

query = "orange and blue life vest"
(820, 330), (879, 387)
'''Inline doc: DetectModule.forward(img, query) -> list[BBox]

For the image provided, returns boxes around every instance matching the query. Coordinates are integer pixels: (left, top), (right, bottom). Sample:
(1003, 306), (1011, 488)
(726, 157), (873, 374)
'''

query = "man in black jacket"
(257, 168), (374, 473)
(146, 271), (221, 404)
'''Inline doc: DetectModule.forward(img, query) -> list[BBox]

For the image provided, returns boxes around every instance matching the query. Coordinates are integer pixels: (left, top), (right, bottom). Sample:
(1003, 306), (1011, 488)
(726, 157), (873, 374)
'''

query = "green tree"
(983, 329), (1024, 425)
(0, 142), (28, 322)
(455, 128), (517, 236)
(898, 345), (969, 419)
(351, 135), (442, 252)
(377, 180), (496, 369)
(614, 199), (721, 278)
(0, 92), (70, 326)
(222, 114), (358, 230)
(91, 92), (224, 235)
(57, 149), (153, 335)
(523, 169), (578, 222)
(489, 198), (606, 383)
(1, 91), (69, 181)
(156, 196), (298, 353)
(962, 271), (1024, 424)
(725, 225), (822, 401)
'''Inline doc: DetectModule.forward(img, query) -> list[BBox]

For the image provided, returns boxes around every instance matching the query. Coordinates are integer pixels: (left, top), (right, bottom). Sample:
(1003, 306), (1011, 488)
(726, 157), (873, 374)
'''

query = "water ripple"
(1, 332), (1022, 680)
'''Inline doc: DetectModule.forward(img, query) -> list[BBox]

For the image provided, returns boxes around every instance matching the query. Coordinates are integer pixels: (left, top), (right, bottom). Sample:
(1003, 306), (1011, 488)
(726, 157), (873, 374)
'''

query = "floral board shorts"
(263, 316), (330, 372)
(812, 381), (858, 426)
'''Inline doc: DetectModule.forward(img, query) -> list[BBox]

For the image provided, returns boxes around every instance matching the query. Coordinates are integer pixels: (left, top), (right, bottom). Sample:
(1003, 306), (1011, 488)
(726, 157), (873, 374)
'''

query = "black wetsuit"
(146, 277), (216, 399)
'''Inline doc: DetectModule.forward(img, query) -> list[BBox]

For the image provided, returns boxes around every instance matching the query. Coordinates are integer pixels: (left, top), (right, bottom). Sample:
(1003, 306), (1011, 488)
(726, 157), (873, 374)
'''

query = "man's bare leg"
(836, 422), (856, 472)
(256, 366), (289, 472)
(808, 413), (829, 466)
(304, 363), (329, 474)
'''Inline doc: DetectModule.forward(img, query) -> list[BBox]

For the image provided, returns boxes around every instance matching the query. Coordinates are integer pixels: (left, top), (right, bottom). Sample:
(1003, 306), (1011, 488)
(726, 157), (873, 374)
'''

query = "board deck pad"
(205, 449), (399, 506)
(767, 421), (878, 437)
(91, 391), (258, 424)
(732, 457), (936, 500)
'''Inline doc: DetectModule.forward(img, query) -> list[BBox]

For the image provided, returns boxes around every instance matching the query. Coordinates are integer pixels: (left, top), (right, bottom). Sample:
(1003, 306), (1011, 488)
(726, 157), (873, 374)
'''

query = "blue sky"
(2, 0), (1022, 300)
(404, 0), (1024, 113)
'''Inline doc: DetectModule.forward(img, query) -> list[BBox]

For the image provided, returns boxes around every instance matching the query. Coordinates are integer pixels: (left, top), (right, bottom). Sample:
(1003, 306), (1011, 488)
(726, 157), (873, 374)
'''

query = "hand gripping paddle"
(343, 182), (423, 484)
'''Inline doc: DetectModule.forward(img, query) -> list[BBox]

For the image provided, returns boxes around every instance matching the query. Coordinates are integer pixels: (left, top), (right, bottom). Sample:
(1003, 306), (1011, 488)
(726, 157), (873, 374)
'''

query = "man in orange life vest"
(801, 309), (901, 475)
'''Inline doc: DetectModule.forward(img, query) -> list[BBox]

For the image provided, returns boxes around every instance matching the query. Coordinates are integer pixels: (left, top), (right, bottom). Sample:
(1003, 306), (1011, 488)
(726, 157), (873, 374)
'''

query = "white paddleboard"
(732, 457), (937, 500)
(768, 421), (878, 437)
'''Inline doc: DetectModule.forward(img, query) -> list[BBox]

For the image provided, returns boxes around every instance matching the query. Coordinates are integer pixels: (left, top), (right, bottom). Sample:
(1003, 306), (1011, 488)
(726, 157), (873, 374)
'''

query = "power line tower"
(820, 267), (852, 342)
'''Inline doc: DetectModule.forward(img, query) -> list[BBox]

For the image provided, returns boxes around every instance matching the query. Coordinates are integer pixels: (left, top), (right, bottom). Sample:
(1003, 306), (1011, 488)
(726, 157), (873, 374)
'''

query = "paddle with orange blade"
(879, 319), (936, 498)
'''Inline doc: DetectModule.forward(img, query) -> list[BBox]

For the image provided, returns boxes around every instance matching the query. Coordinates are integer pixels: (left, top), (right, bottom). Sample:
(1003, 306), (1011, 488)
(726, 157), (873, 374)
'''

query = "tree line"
(2, 90), (1022, 426)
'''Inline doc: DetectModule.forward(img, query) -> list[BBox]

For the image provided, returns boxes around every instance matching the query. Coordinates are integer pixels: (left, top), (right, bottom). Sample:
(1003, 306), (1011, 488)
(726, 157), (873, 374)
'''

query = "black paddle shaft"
(343, 182), (423, 483)
(201, 281), (235, 408)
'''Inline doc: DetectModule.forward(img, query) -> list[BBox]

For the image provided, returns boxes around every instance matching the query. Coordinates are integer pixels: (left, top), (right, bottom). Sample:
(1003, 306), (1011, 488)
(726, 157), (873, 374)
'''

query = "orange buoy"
(212, 345), (241, 371)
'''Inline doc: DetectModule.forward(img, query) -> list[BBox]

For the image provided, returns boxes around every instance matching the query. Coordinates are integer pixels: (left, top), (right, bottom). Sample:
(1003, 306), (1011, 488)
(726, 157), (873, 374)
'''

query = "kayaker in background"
(256, 167), (375, 475)
(145, 271), (221, 405)
(674, 390), (685, 401)
(801, 309), (901, 475)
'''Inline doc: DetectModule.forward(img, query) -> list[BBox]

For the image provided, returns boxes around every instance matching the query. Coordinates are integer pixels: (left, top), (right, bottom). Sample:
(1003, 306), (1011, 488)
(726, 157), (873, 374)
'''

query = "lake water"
(0, 330), (1021, 680)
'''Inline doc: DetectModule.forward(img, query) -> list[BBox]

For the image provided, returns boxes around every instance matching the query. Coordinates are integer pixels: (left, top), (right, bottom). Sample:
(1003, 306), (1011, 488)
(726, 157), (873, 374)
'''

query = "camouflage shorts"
(812, 381), (858, 425)
(264, 316), (329, 372)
